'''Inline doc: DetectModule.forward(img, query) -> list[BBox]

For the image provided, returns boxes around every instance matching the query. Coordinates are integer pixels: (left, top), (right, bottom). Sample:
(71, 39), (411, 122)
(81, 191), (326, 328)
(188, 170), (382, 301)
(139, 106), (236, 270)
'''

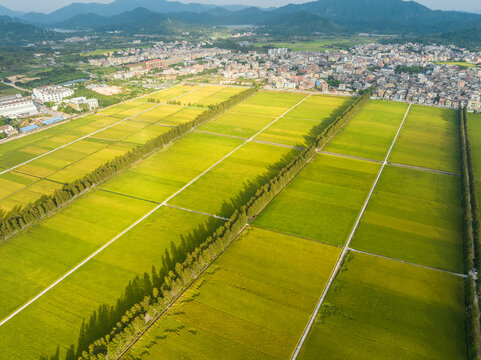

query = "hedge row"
(463, 107), (481, 275)
(459, 107), (475, 271)
(41, 90), (372, 360)
(458, 106), (481, 360)
(0, 87), (256, 242)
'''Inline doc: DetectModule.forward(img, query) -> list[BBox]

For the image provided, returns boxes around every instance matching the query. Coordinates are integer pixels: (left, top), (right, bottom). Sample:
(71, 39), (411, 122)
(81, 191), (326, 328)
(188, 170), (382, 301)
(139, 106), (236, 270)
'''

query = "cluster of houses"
(219, 43), (481, 110)
(88, 42), (228, 81)
(0, 84), (99, 139)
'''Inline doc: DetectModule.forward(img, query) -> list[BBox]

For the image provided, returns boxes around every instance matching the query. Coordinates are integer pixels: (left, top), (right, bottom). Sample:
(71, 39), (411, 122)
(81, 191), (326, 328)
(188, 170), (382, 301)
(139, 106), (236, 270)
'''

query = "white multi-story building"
(68, 97), (99, 111)
(0, 94), (38, 118)
(33, 85), (74, 103)
(268, 48), (288, 57)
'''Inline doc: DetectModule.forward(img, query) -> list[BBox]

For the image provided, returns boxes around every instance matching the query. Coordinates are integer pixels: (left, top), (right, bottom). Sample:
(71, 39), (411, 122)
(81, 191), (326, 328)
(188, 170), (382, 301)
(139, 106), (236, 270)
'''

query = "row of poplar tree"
(0, 87), (256, 242)
(459, 106), (481, 360)
(38, 90), (372, 360)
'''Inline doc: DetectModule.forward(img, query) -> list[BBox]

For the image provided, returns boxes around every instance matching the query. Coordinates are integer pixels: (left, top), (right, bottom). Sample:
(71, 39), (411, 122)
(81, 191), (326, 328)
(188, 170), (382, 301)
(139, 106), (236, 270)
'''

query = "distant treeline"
(0, 87), (256, 242)
(458, 106), (481, 360)
(39, 90), (372, 360)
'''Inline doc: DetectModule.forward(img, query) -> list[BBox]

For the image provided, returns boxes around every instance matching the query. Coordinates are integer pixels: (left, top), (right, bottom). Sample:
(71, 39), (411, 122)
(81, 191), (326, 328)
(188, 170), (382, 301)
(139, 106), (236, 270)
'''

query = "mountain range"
(1, 0), (480, 44)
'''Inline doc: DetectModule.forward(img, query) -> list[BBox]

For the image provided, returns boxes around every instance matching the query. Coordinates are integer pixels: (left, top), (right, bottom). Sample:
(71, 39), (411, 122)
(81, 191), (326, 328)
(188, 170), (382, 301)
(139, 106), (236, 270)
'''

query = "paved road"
(290, 103), (412, 360)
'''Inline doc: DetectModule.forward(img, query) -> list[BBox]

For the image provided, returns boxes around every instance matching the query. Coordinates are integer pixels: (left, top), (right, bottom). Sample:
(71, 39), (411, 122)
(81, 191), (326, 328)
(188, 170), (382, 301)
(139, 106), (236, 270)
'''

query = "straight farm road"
(290, 103), (412, 360)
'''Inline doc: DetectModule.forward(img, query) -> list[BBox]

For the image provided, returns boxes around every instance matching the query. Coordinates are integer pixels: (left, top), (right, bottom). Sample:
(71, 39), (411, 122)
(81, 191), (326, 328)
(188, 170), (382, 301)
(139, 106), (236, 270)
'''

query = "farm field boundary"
(348, 247), (467, 278)
(320, 150), (460, 176)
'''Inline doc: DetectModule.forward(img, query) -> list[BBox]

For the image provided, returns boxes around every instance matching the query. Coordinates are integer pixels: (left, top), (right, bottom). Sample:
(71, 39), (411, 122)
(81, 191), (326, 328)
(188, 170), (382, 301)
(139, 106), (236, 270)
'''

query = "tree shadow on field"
(218, 149), (300, 218)
(302, 97), (356, 146)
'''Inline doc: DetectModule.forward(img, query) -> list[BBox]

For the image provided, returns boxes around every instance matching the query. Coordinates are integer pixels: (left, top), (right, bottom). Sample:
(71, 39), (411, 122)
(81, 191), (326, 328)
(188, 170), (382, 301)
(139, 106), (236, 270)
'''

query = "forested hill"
(0, 16), (59, 43)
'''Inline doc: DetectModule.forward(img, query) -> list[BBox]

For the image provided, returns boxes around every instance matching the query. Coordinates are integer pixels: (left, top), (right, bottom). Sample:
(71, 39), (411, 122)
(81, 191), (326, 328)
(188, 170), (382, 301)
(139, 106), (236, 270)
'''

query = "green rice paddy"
(298, 252), (466, 360)
(467, 113), (481, 177)
(390, 105), (460, 173)
(169, 141), (299, 217)
(325, 100), (408, 160)
(254, 155), (380, 246)
(351, 165), (464, 273)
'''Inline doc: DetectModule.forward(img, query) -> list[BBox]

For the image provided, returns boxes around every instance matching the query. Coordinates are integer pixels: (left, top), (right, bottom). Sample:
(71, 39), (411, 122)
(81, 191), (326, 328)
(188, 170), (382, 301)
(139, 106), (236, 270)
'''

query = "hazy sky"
(1, 0), (480, 15)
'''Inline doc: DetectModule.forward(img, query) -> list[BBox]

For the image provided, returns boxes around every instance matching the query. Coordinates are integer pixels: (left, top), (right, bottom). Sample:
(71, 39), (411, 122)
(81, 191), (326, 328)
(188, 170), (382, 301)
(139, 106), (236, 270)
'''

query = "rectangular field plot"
(0, 206), (222, 360)
(48, 141), (136, 183)
(0, 171), (38, 201)
(138, 84), (201, 103)
(254, 155), (379, 246)
(191, 86), (246, 107)
(299, 252), (466, 360)
(90, 120), (149, 141)
(54, 115), (120, 138)
(100, 132), (243, 203)
(125, 227), (341, 360)
(467, 113), (481, 177)
(197, 111), (277, 138)
(130, 105), (185, 123)
(254, 117), (328, 147)
(0, 179), (63, 212)
(121, 124), (172, 145)
(113, 103), (155, 119)
(324, 100), (408, 160)
(0, 190), (155, 321)
(351, 165), (464, 273)
(155, 107), (205, 126)
(169, 142), (299, 217)
(175, 86), (235, 106)
(230, 91), (306, 117)
(283, 94), (355, 121)
(0, 115), (119, 171)
(389, 106), (459, 173)
(98, 101), (155, 119)
(14, 137), (113, 178)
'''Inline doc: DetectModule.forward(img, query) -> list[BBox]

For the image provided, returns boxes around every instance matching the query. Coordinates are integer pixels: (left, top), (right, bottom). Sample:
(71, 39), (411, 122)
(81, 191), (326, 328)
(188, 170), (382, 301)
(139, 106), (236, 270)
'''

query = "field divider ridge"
(0, 92), (311, 328)
(387, 161), (460, 176)
(164, 204), (229, 220)
(0, 83), (203, 176)
(290, 103), (412, 360)
(348, 247), (467, 278)
(319, 150), (383, 164)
